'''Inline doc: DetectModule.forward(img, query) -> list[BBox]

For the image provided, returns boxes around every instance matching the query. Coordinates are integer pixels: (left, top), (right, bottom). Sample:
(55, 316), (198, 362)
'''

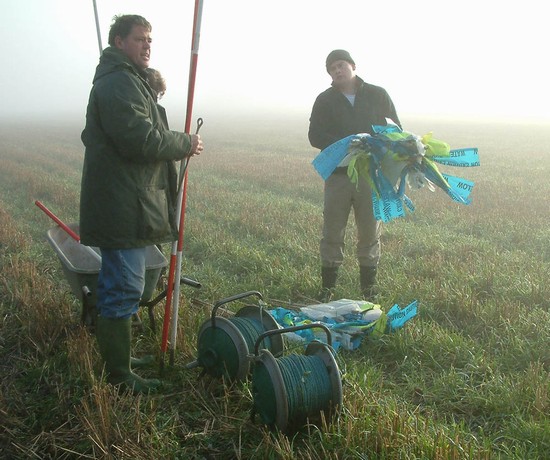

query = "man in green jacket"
(309, 50), (401, 301)
(80, 14), (203, 393)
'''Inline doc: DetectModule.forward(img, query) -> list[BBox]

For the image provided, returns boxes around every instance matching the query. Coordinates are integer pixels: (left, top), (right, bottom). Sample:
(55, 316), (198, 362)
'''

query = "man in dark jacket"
(80, 14), (203, 393)
(309, 49), (401, 301)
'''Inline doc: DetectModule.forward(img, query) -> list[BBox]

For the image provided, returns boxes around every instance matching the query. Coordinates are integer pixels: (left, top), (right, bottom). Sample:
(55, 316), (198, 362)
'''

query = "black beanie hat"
(326, 49), (355, 72)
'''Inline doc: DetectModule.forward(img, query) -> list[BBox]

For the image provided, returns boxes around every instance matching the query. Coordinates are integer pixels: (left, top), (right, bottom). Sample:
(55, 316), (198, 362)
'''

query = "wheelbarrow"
(43, 216), (201, 331)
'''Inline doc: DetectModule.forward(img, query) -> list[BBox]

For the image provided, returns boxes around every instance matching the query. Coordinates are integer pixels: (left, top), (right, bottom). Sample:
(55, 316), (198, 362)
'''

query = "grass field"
(0, 113), (549, 459)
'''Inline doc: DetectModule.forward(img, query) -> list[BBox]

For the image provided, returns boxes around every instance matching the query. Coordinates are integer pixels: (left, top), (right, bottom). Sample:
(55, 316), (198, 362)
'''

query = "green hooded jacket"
(80, 47), (192, 248)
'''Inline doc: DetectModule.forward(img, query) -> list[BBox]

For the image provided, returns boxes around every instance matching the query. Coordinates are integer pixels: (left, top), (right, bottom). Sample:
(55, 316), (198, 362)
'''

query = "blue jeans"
(97, 248), (146, 319)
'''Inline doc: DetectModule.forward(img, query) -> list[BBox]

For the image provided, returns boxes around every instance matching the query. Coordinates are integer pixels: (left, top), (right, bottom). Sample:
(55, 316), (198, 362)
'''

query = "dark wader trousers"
(320, 169), (381, 269)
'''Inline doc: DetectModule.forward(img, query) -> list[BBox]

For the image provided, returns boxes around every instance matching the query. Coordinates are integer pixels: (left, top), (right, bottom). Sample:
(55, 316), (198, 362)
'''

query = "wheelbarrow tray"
(46, 224), (168, 306)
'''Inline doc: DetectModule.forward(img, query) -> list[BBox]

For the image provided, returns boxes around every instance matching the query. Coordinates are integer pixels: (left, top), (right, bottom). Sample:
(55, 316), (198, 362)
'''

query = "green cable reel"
(192, 291), (284, 382)
(251, 323), (343, 434)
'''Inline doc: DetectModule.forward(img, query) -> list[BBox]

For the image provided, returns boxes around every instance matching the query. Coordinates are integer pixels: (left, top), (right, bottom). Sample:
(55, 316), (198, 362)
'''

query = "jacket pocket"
(137, 187), (172, 240)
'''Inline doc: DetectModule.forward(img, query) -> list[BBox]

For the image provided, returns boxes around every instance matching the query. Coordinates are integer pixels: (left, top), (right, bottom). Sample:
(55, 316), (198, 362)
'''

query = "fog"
(3, 0), (550, 127)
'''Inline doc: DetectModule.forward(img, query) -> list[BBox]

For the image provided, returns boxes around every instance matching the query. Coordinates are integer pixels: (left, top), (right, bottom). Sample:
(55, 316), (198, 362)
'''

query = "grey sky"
(3, 0), (549, 124)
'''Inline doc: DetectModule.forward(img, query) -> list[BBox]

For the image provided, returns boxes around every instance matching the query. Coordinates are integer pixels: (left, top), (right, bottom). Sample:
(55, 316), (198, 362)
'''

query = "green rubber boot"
(360, 265), (379, 300)
(130, 355), (155, 369)
(96, 316), (161, 394)
(320, 266), (338, 302)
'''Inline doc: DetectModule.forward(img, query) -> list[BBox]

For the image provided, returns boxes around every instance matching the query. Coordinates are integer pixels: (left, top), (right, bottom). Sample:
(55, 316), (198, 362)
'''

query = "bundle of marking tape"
(269, 299), (418, 351)
(312, 124), (480, 222)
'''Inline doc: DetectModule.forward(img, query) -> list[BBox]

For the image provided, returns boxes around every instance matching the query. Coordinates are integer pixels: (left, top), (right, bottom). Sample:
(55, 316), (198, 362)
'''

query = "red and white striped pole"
(161, 0), (204, 368)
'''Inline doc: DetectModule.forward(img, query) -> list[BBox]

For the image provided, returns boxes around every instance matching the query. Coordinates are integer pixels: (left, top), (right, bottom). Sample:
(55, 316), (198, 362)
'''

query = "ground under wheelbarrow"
(44, 219), (201, 332)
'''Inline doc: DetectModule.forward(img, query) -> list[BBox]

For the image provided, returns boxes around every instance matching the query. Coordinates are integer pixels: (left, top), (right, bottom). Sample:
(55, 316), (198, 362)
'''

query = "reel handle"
(253, 322), (332, 355)
(211, 290), (263, 327)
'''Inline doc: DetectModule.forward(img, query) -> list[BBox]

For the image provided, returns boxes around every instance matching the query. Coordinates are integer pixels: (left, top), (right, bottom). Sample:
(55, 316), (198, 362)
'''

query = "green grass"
(0, 115), (549, 459)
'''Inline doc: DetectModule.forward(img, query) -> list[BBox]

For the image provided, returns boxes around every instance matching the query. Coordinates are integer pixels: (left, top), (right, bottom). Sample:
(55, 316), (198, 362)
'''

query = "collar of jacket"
(330, 75), (365, 91)
(93, 46), (148, 83)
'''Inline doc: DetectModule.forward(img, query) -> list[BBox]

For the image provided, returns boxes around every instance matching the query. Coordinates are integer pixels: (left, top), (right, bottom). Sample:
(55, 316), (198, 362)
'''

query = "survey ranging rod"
(161, 0), (205, 369)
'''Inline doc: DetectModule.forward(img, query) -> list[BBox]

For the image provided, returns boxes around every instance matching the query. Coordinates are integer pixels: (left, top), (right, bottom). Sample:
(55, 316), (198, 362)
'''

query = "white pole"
(92, 0), (103, 55)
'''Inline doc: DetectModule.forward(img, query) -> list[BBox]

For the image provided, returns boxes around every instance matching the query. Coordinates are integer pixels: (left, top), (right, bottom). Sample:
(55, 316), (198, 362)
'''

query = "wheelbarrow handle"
(140, 277), (201, 308)
(35, 200), (80, 242)
(37, 200), (102, 263)
(181, 276), (202, 288)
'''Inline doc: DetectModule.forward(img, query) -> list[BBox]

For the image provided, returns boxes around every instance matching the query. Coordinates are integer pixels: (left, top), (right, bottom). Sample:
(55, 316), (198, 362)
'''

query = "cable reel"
(250, 323), (343, 434)
(190, 291), (284, 382)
